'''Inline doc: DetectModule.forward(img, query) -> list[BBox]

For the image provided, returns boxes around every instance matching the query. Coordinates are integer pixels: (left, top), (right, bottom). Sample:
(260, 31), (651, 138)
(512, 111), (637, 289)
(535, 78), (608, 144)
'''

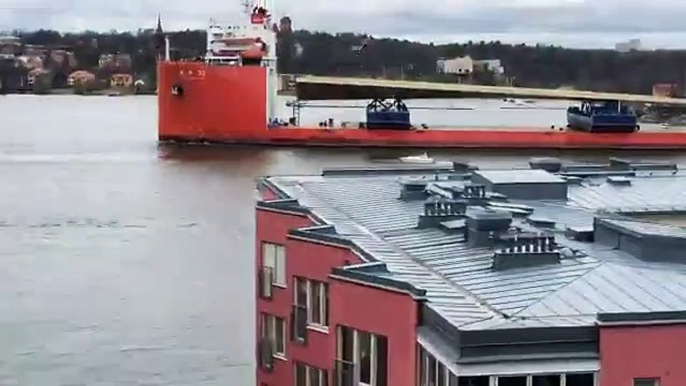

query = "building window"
(417, 344), (453, 386)
(295, 362), (329, 386)
(295, 277), (308, 306)
(336, 326), (387, 386)
(634, 379), (660, 386)
(498, 377), (526, 386)
(532, 375), (560, 386)
(566, 373), (594, 386)
(263, 242), (286, 287)
(294, 277), (329, 328)
(310, 281), (328, 327)
(261, 313), (286, 358)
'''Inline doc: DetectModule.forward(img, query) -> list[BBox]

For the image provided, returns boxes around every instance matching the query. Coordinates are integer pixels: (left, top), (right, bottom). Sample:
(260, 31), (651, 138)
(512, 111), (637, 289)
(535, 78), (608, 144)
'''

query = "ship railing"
(258, 266), (274, 300)
(290, 304), (308, 344)
(334, 359), (359, 386)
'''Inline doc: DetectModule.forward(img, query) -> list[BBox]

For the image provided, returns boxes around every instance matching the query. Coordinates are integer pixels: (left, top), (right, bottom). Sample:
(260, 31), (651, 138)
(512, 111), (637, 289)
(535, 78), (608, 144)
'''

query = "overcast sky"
(2, 0), (686, 49)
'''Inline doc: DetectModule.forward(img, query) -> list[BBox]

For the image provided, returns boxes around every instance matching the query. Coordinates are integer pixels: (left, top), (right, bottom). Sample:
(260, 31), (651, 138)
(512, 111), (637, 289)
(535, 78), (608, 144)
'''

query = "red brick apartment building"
(255, 158), (686, 386)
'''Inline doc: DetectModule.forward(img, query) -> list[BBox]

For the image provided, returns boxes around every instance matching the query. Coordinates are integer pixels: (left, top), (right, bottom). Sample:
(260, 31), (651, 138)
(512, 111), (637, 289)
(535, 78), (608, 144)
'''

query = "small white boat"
(399, 152), (435, 164)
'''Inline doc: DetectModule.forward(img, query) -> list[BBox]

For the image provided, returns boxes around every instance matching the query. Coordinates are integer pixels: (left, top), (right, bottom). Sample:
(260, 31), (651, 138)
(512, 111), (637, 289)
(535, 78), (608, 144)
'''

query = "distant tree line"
(8, 27), (686, 95)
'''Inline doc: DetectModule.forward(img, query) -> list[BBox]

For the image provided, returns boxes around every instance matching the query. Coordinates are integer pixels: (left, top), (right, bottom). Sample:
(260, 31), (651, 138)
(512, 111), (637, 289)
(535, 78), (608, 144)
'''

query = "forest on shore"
(5, 26), (686, 95)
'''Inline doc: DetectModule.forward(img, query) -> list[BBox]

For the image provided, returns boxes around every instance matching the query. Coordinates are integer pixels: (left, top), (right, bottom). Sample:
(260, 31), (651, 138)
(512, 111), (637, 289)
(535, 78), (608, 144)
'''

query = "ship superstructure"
(204, 0), (279, 124)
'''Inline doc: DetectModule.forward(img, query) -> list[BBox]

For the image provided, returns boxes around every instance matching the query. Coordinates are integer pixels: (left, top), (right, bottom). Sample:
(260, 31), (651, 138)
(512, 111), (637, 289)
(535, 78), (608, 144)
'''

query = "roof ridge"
(509, 260), (606, 318)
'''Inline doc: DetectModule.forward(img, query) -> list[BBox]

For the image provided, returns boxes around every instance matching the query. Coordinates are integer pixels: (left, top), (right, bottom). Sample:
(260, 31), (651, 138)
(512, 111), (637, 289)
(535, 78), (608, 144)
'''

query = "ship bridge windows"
(243, 57), (263, 66)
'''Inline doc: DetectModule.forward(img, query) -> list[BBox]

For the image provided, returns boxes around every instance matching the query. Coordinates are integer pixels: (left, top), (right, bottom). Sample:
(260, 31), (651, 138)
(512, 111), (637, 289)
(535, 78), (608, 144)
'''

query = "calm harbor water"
(2, 94), (686, 385)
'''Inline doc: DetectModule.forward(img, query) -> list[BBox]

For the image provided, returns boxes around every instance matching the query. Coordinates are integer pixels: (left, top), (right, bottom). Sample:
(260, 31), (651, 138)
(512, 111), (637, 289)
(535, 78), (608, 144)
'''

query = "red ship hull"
(158, 62), (686, 149)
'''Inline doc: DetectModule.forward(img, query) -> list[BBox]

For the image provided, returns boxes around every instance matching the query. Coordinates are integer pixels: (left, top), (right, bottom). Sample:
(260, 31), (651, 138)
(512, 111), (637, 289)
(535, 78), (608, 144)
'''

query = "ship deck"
(290, 123), (686, 133)
(162, 124), (686, 150)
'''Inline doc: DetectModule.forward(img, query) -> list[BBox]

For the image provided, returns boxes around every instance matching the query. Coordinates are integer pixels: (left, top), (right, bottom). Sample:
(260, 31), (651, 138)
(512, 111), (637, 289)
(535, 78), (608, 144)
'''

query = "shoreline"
(1, 89), (157, 97)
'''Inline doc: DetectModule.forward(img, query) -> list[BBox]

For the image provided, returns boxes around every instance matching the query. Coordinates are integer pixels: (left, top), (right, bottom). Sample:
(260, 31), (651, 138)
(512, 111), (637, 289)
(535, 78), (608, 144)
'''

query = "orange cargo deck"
(158, 62), (686, 150)
(160, 126), (686, 149)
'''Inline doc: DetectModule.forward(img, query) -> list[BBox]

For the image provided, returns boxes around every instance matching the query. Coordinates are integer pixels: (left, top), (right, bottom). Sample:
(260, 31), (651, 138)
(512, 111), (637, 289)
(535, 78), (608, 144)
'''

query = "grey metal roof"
(568, 174), (686, 211)
(601, 218), (686, 239)
(268, 167), (686, 332)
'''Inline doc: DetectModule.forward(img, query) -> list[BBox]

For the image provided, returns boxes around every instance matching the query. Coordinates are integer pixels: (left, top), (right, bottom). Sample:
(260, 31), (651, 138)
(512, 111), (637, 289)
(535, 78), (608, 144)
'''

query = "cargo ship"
(157, 0), (686, 149)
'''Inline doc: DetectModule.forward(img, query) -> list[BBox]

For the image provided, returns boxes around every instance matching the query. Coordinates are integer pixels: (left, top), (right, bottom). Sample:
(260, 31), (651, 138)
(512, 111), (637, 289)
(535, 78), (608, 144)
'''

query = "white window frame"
(634, 378), (660, 386)
(418, 346), (450, 386)
(337, 327), (383, 386)
(262, 242), (286, 287)
(308, 280), (328, 328)
(295, 362), (328, 386)
(294, 277), (329, 330)
(262, 313), (287, 359)
(491, 372), (599, 386)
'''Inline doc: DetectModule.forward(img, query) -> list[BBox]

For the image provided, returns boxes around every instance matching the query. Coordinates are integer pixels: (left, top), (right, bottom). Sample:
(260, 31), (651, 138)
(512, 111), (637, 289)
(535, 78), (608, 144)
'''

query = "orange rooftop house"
(67, 71), (96, 87)
(110, 74), (133, 88)
(652, 84), (679, 98)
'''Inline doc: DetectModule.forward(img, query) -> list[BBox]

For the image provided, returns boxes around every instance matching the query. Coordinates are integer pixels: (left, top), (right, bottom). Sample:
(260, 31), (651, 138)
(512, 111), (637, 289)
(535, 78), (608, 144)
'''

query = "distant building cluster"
(615, 39), (643, 53)
(437, 56), (473, 75)
(473, 59), (505, 75)
(436, 56), (507, 85)
(437, 56), (506, 76)
(652, 83), (679, 98)
(0, 37), (139, 91)
(0, 16), (164, 94)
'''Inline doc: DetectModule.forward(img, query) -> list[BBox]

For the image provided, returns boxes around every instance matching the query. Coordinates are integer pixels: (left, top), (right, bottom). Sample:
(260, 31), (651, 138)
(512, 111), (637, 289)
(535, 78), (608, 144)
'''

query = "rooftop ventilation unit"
(452, 161), (479, 174)
(594, 217), (686, 262)
(418, 197), (467, 229)
(492, 234), (561, 270)
(565, 226), (595, 242)
(560, 163), (609, 173)
(472, 170), (568, 200)
(461, 184), (488, 205)
(529, 157), (563, 173)
(488, 202), (535, 217)
(528, 216), (557, 228)
(463, 184), (486, 199)
(426, 182), (461, 200)
(609, 157), (678, 173)
(607, 176), (632, 186)
(466, 208), (513, 247)
(399, 177), (430, 200)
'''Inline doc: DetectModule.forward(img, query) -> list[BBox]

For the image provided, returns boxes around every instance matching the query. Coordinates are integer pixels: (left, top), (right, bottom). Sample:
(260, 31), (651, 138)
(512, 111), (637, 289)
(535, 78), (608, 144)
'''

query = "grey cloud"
(1, 0), (686, 48)
(299, 2), (686, 36)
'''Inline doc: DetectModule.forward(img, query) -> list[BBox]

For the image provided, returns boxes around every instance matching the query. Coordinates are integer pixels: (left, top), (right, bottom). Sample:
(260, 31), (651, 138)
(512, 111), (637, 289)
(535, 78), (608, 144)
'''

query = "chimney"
(417, 197), (467, 229)
(492, 234), (560, 270)
(399, 177), (429, 200)
(461, 184), (488, 205)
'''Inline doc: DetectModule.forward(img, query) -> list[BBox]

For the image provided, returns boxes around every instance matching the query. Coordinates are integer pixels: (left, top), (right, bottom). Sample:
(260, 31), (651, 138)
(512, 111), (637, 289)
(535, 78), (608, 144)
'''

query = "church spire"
(154, 13), (165, 62)
(156, 13), (163, 33)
